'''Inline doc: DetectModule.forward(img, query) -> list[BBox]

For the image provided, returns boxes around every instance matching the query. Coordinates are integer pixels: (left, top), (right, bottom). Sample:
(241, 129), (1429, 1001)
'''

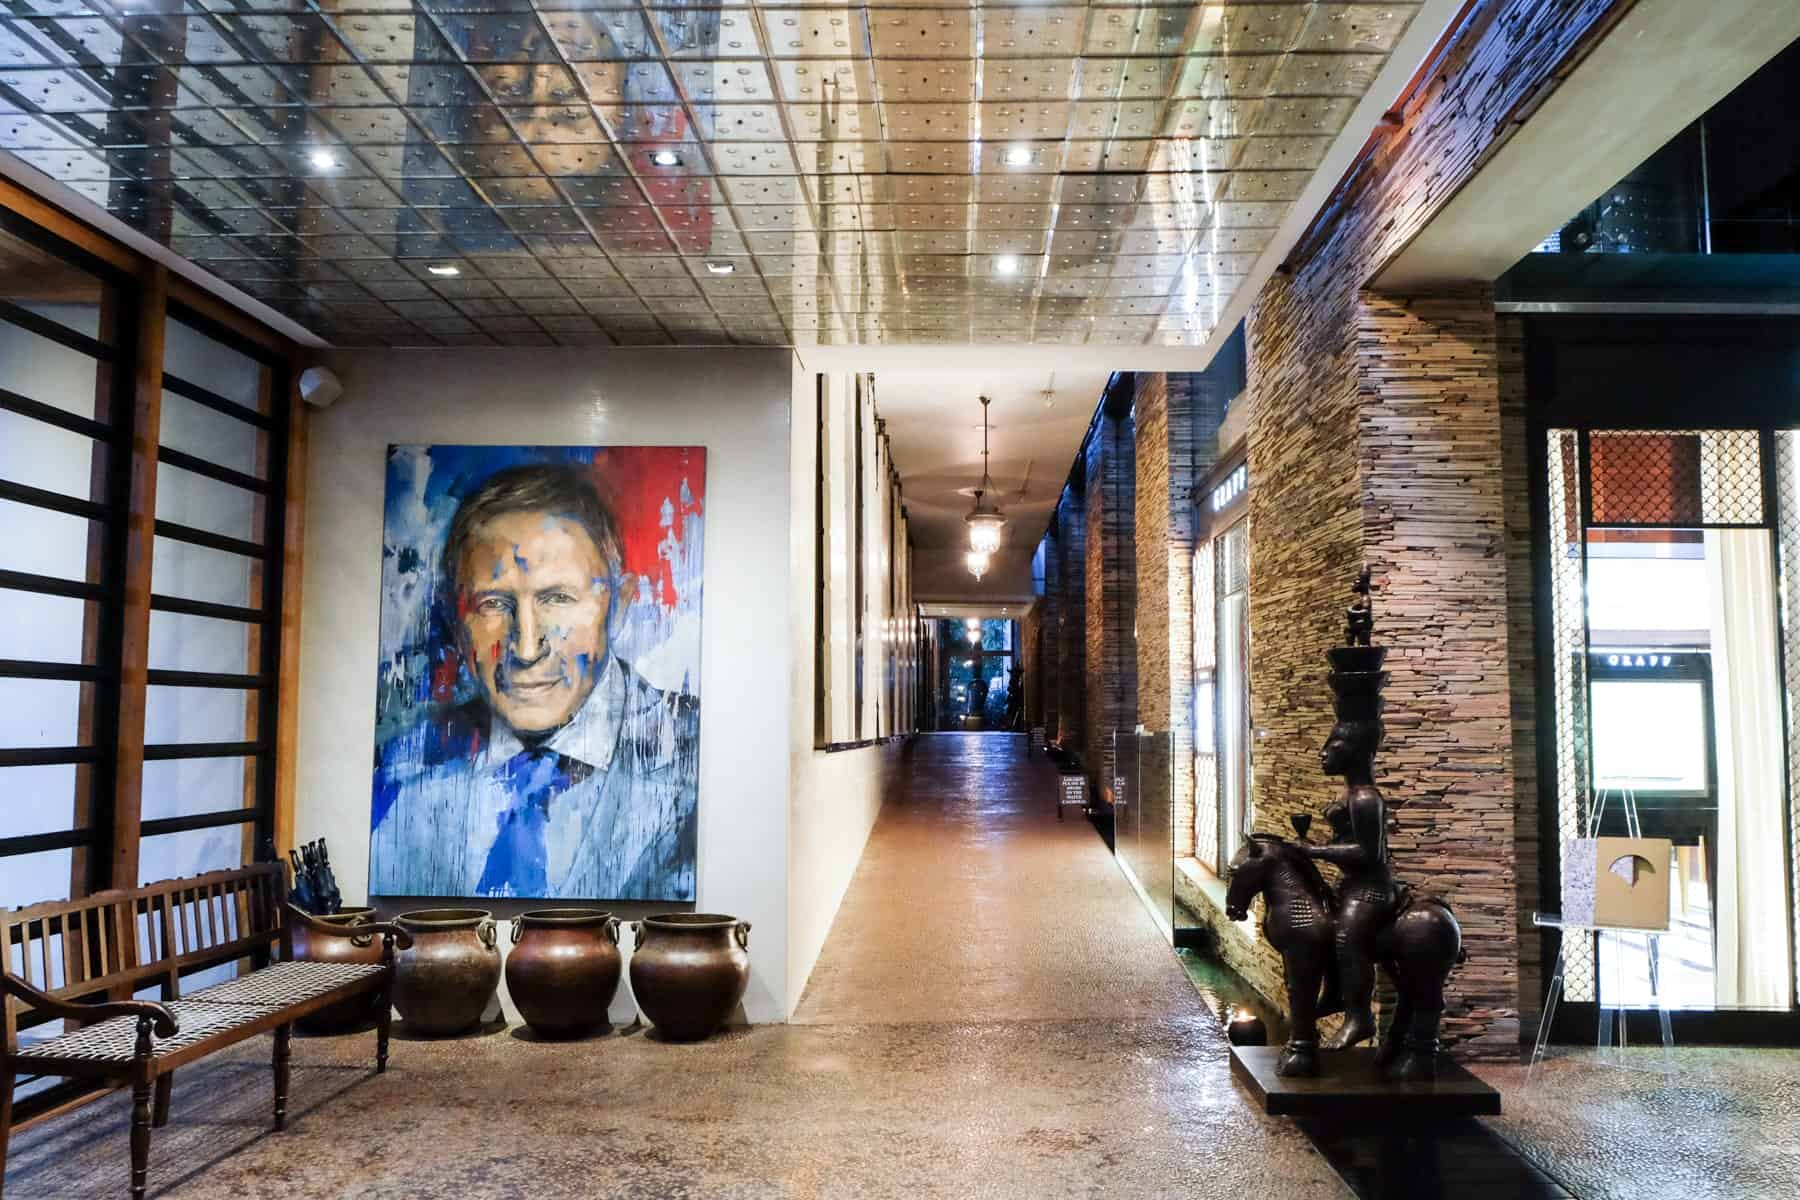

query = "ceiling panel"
(0, 1), (1430, 347)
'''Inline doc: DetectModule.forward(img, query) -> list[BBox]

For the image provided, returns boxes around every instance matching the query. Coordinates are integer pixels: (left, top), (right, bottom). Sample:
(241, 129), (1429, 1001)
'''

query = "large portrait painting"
(369, 445), (704, 901)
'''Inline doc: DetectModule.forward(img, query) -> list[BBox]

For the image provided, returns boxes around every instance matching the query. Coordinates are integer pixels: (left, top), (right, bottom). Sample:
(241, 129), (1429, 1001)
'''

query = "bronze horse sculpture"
(1224, 570), (1464, 1081)
(1224, 828), (1462, 1080)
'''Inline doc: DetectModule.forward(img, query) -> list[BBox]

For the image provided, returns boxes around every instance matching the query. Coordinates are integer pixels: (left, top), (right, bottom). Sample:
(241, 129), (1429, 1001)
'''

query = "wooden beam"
(273, 375), (308, 860)
(69, 279), (125, 899)
(111, 264), (167, 893)
(0, 175), (136, 274)
(166, 277), (298, 363)
(242, 369), (272, 867)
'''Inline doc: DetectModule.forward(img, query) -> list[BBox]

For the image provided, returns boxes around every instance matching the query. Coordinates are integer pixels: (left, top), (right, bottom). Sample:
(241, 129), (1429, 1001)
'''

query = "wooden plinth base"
(1229, 1044), (1502, 1118)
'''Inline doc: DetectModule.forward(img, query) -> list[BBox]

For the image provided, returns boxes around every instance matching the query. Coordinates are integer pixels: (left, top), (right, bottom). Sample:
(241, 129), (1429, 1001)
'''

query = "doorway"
(933, 617), (1019, 731)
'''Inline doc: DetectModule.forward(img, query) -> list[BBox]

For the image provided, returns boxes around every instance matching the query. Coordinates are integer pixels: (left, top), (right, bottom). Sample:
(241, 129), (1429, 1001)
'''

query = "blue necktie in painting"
(478, 747), (595, 895)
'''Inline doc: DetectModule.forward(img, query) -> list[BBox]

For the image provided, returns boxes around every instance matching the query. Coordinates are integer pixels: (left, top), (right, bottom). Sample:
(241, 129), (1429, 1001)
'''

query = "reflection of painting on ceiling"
(0, 3), (1424, 347)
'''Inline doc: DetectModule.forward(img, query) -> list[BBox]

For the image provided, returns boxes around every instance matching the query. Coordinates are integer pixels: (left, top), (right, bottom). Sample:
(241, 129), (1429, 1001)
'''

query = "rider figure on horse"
(1308, 717), (1397, 1051)
(1224, 569), (1463, 1081)
(1306, 566), (1396, 1051)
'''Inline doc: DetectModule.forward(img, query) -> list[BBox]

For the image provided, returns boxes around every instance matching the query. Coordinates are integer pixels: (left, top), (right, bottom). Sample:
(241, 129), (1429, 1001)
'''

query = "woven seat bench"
(1, 864), (412, 1200)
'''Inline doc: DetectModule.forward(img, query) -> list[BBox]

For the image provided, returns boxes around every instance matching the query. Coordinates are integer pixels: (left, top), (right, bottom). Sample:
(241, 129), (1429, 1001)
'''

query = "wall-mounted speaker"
(298, 365), (343, 410)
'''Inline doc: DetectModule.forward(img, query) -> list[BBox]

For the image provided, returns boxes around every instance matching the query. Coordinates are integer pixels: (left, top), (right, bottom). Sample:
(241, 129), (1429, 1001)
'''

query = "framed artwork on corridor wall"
(368, 444), (705, 902)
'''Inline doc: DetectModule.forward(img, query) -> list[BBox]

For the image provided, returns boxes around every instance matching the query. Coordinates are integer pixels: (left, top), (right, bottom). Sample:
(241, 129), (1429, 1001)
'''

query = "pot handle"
(605, 916), (621, 946)
(478, 917), (497, 951)
(628, 919), (643, 949)
(734, 920), (752, 951)
(509, 918), (523, 945)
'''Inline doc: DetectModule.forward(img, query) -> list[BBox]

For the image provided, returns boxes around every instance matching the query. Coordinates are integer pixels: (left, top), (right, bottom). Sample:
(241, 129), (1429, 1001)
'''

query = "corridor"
(795, 732), (1203, 1024)
(5, 732), (1344, 1200)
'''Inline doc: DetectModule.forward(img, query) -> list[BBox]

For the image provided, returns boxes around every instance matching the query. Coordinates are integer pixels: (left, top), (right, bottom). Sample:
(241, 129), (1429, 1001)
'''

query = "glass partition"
(1114, 729), (1175, 939)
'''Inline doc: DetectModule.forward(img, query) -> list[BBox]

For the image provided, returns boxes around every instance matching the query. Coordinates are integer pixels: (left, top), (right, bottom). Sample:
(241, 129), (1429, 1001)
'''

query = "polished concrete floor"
(3, 733), (1339, 1199)
(793, 733), (1202, 1025)
(8, 734), (1800, 1198)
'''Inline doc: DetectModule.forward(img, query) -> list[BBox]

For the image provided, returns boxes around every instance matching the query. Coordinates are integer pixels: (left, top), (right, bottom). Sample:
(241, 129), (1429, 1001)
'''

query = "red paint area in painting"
(431, 650), (462, 705)
(586, 447), (705, 609)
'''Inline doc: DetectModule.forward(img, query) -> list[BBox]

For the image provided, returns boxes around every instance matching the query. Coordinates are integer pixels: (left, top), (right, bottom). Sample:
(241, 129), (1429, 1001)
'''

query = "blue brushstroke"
(476, 749), (579, 897)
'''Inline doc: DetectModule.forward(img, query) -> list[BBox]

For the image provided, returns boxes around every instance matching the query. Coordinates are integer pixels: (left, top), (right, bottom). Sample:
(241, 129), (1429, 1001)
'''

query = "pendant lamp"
(965, 395), (1005, 558)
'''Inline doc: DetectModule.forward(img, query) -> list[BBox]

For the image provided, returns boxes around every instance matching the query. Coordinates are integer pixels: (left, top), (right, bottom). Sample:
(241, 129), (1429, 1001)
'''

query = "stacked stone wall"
(1218, 0), (1631, 1057)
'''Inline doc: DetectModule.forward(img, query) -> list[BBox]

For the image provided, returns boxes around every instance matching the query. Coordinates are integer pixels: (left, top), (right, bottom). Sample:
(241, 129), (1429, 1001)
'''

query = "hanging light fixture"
(965, 395), (1006, 558)
(965, 548), (990, 581)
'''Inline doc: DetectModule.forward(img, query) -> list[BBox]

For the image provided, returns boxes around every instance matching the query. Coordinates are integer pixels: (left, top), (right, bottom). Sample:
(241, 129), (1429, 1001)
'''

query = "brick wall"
(1135, 373), (1203, 859)
(1054, 489), (1086, 752)
(1085, 408), (1137, 797)
(1234, 269), (1367, 1015)
(1021, 600), (1043, 731)
(1209, 0), (1633, 1058)
(1356, 291), (1518, 1057)
(1499, 315), (1542, 1029)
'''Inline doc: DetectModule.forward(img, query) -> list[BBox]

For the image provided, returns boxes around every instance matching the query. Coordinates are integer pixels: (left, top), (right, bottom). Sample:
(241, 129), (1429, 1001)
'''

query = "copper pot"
(394, 908), (500, 1036)
(629, 914), (750, 1041)
(505, 909), (622, 1038)
(291, 906), (381, 1034)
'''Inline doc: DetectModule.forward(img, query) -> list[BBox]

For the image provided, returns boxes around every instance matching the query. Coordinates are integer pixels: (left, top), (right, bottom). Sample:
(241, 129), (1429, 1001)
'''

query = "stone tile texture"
(1477, 1049), (1800, 1200)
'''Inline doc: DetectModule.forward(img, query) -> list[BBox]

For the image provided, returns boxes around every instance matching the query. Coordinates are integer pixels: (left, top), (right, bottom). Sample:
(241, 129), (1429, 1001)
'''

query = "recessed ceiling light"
(705, 260), (734, 275)
(426, 264), (461, 277)
(1002, 145), (1033, 166)
(995, 255), (1020, 276)
(307, 149), (337, 171)
(650, 149), (682, 167)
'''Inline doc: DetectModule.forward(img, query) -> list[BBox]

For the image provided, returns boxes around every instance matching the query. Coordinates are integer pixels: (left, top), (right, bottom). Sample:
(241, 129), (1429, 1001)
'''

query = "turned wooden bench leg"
(152, 1073), (173, 1128)
(130, 1074), (153, 1200)
(272, 1024), (292, 1131)
(1, 1065), (15, 1200)
(130, 1018), (156, 1200)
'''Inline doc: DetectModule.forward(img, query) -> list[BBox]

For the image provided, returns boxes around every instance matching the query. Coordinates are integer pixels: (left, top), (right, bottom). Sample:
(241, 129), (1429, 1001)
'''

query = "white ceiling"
(878, 365), (1110, 603)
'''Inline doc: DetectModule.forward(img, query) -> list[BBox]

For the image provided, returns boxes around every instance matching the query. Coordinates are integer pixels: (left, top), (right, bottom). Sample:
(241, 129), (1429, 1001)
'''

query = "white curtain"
(1705, 527), (1794, 1008)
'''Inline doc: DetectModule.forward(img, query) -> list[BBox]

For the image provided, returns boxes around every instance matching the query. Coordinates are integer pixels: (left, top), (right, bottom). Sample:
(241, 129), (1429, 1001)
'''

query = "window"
(1192, 455), (1250, 873)
(1216, 520), (1252, 859)
(0, 204), (293, 914)
(1543, 427), (1795, 1013)
(0, 212), (130, 908)
(139, 308), (289, 887)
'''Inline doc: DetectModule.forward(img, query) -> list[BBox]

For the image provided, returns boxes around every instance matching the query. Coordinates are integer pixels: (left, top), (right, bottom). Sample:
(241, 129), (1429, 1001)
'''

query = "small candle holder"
(1226, 1007), (1268, 1047)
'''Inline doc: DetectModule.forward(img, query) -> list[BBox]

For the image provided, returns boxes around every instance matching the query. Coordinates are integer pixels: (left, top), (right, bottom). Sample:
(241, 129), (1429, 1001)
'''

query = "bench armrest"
(0, 972), (179, 1037)
(284, 904), (414, 951)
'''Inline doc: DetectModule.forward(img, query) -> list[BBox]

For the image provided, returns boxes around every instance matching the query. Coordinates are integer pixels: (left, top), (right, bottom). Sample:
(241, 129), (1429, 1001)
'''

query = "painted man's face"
(456, 510), (612, 737)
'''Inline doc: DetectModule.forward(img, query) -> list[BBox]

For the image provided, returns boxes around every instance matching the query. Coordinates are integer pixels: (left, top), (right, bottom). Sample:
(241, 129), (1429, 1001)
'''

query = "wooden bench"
(0, 864), (412, 1200)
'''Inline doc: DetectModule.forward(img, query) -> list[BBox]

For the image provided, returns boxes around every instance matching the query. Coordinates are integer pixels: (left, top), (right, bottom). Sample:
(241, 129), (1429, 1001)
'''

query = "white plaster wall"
(293, 347), (794, 1023)
(785, 359), (890, 1008)
(786, 746), (890, 1007)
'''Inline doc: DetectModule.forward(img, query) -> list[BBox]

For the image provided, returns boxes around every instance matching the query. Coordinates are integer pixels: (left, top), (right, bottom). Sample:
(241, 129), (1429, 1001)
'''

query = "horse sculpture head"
(1223, 836), (1274, 922)
(1224, 833), (1333, 923)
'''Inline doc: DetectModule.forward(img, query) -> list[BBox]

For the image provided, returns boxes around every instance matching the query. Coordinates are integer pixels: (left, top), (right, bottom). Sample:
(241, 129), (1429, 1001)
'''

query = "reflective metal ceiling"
(0, 2), (1424, 347)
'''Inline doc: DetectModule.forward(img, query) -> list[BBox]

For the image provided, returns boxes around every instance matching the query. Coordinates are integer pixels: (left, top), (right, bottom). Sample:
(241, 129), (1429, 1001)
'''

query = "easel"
(1527, 785), (1675, 1089)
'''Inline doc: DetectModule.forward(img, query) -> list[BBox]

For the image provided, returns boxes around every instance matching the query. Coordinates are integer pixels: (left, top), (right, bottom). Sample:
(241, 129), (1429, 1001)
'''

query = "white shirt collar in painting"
(483, 652), (627, 774)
